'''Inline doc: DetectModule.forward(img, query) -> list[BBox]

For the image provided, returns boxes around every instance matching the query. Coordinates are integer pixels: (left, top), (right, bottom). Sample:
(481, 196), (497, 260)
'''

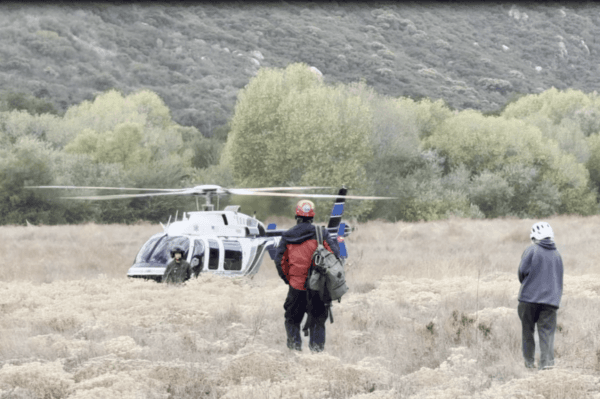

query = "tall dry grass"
(0, 223), (163, 283)
(0, 216), (599, 398)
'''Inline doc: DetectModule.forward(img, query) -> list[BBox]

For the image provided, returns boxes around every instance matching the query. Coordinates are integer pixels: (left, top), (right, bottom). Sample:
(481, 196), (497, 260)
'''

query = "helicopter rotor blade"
(228, 189), (396, 200)
(26, 185), (181, 192)
(62, 191), (191, 200)
(28, 184), (395, 200)
(237, 186), (332, 192)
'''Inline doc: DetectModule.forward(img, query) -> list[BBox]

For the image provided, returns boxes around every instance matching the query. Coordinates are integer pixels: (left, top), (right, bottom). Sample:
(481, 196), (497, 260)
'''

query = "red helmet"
(295, 199), (315, 217)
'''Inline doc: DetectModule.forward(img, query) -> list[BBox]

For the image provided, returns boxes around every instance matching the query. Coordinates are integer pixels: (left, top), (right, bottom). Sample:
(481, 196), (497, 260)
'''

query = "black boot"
(309, 321), (325, 352)
(285, 321), (302, 351)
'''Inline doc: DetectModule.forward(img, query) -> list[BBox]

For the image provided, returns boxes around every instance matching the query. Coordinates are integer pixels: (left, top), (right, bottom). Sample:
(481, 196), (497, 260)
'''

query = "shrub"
(468, 171), (514, 218)
(377, 155), (481, 222)
(0, 137), (60, 224)
(1, 92), (58, 115)
(424, 110), (597, 216)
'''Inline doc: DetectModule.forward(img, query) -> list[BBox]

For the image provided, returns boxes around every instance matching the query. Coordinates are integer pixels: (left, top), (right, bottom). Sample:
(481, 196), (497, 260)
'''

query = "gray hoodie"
(518, 239), (563, 308)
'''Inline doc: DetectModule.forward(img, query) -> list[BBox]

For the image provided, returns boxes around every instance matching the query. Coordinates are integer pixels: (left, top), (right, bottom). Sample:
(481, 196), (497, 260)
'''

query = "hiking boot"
(524, 361), (536, 369)
(285, 321), (302, 351)
(286, 336), (302, 351)
(309, 343), (324, 353)
(539, 361), (555, 371)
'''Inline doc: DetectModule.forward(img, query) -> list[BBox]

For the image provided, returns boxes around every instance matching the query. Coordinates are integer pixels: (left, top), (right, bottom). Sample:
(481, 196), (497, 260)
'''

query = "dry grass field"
(1, 216), (600, 398)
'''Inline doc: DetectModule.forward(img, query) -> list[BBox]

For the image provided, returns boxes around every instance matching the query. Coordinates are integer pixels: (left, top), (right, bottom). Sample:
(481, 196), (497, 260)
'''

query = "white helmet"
(530, 222), (554, 240)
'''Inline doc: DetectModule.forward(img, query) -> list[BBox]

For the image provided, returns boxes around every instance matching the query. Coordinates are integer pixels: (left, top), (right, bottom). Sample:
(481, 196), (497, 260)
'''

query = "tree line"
(2, 62), (599, 225)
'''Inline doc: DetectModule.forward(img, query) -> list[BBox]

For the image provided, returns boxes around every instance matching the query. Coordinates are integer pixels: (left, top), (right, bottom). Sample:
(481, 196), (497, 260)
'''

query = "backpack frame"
(306, 226), (348, 302)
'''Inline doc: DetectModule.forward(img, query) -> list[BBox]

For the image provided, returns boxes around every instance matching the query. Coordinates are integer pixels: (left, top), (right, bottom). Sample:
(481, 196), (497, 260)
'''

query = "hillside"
(1, 2), (600, 136)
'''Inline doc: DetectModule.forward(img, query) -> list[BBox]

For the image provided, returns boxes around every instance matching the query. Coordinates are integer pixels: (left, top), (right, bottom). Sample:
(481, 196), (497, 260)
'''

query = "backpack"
(307, 226), (349, 302)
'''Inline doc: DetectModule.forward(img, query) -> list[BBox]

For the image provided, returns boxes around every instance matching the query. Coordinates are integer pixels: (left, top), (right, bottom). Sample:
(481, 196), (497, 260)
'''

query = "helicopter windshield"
(135, 235), (190, 266)
(135, 234), (162, 264)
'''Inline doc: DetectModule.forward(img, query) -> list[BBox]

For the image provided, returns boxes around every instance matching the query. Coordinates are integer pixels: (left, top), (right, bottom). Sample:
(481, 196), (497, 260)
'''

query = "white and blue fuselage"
(127, 209), (280, 281)
(127, 188), (351, 281)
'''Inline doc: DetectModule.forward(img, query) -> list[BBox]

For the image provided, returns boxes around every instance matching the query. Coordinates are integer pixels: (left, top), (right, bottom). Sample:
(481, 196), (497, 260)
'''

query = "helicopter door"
(207, 239), (220, 270)
(191, 239), (205, 276)
(223, 240), (243, 271)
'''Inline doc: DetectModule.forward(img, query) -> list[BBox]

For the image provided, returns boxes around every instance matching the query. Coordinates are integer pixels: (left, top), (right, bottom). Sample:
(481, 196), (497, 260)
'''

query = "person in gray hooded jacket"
(518, 221), (563, 370)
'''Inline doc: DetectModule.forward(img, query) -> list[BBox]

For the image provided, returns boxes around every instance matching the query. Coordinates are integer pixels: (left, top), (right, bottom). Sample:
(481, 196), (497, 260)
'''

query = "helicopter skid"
(127, 266), (260, 282)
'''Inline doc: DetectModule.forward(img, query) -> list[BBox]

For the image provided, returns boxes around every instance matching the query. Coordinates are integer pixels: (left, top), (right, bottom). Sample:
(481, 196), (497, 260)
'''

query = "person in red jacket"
(275, 199), (340, 352)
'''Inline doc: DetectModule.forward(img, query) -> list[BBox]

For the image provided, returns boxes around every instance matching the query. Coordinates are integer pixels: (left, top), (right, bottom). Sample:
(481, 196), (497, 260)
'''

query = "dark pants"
(518, 301), (558, 370)
(284, 286), (329, 352)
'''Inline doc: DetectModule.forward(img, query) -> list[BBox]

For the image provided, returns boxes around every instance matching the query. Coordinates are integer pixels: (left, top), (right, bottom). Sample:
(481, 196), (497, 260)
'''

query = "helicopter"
(27, 184), (394, 281)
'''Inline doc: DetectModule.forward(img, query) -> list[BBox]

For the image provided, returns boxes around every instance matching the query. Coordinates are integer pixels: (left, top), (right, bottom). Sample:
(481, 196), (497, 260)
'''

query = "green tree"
(222, 64), (304, 186)
(424, 111), (547, 173)
(58, 89), (174, 148)
(0, 137), (77, 224)
(16, 89), (201, 224)
(370, 96), (422, 171)
(0, 91), (58, 115)
(409, 98), (454, 140)
(586, 133), (600, 193)
(517, 114), (590, 164)
(189, 135), (224, 169)
(468, 170), (513, 218)
(424, 110), (597, 216)
(364, 95), (423, 219)
(0, 110), (61, 145)
(64, 123), (152, 168)
(223, 63), (374, 218)
(61, 90), (195, 171)
(502, 88), (592, 125)
(384, 157), (482, 222)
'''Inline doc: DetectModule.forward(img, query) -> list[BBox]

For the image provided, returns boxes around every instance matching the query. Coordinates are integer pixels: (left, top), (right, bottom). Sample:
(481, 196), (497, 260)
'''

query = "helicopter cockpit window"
(223, 240), (243, 271)
(208, 240), (219, 270)
(135, 234), (163, 265)
(140, 236), (190, 266)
